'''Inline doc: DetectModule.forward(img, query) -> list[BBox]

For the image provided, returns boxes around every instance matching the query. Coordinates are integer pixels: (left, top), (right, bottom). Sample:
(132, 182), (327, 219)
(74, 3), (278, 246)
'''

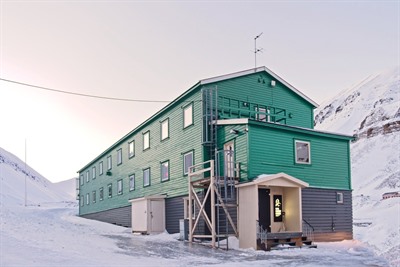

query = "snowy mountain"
(0, 147), (76, 206)
(314, 66), (400, 266)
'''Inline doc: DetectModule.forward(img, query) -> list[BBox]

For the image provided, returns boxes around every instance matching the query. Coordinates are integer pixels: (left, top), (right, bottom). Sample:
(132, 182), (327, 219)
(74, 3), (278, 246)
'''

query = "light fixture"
(229, 129), (239, 134)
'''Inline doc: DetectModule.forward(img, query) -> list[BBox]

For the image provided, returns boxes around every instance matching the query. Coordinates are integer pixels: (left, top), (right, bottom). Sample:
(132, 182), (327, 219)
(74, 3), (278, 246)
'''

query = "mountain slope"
(0, 147), (76, 206)
(314, 66), (400, 266)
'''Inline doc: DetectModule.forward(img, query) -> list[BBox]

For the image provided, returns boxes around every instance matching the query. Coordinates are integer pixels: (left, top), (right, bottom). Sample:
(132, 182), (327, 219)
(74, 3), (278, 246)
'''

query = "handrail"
(303, 218), (315, 232)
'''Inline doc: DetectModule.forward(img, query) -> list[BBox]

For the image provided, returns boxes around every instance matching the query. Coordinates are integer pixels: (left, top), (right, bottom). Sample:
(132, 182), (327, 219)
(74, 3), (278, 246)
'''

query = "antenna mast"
(254, 32), (263, 69)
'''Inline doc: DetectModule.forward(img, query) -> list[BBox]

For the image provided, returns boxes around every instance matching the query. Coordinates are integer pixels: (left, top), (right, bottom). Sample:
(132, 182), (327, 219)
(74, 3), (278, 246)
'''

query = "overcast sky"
(0, 1), (398, 183)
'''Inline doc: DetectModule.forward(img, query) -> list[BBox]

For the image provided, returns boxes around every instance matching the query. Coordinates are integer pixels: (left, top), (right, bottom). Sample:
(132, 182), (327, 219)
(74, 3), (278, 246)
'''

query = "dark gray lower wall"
(81, 205), (131, 228)
(165, 195), (184, 234)
(302, 187), (353, 241)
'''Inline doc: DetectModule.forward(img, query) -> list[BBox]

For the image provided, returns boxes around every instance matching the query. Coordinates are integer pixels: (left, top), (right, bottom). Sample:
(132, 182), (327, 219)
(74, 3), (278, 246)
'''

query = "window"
(183, 151), (194, 175)
(108, 183), (112, 198)
(295, 140), (311, 164)
(183, 103), (193, 128)
(92, 190), (96, 203)
(99, 187), (104, 201)
(129, 174), (135, 191)
(99, 161), (104, 175)
(161, 161), (169, 182)
(161, 119), (169, 140)
(80, 175), (84, 186)
(143, 131), (150, 150)
(92, 166), (96, 179)
(183, 197), (195, 219)
(117, 148), (122, 165)
(337, 192), (344, 204)
(86, 171), (90, 183)
(143, 168), (150, 187)
(86, 193), (90, 205)
(256, 106), (270, 122)
(80, 195), (84, 207)
(117, 179), (123, 195)
(107, 155), (112, 170)
(128, 141), (135, 158)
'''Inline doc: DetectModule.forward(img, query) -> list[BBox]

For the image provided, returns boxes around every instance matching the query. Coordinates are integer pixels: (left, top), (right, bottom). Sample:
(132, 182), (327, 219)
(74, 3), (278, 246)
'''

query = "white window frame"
(295, 140), (311, 164)
(161, 160), (169, 182)
(128, 141), (135, 158)
(129, 174), (135, 191)
(143, 131), (150, 150)
(183, 197), (196, 219)
(117, 179), (123, 195)
(92, 166), (96, 179)
(108, 183), (112, 198)
(99, 187), (104, 201)
(117, 148), (122, 165)
(143, 168), (150, 187)
(107, 155), (112, 170)
(161, 118), (169, 140)
(337, 192), (344, 204)
(92, 190), (96, 203)
(86, 193), (90, 205)
(183, 103), (193, 128)
(183, 151), (194, 175)
(86, 171), (90, 183)
(99, 161), (104, 175)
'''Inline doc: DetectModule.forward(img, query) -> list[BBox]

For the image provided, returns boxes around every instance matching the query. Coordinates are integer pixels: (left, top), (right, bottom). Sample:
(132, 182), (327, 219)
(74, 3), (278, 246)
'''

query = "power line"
(0, 78), (172, 103)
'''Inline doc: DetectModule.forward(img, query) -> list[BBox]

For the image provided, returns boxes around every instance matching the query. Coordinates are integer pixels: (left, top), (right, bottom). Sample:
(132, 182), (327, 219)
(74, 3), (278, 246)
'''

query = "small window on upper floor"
(86, 170), (90, 183)
(117, 148), (122, 165)
(183, 151), (194, 175)
(183, 103), (193, 128)
(99, 187), (104, 201)
(92, 166), (96, 179)
(337, 192), (344, 204)
(107, 155), (112, 170)
(128, 140), (135, 159)
(129, 174), (135, 191)
(80, 175), (84, 186)
(117, 179), (123, 195)
(143, 168), (150, 187)
(295, 140), (311, 164)
(161, 161), (169, 182)
(143, 131), (150, 150)
(161, 118), (169, 140)
(99, 161), (104, 176)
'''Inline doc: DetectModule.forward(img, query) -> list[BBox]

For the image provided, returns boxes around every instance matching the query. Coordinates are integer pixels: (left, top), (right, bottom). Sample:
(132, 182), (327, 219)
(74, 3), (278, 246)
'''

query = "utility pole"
(254, 32), (263, 69)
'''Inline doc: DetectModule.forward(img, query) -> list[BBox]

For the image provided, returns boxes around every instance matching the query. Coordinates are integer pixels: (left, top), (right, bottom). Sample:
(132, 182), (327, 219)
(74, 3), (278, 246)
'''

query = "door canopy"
(236, 172), (309, 188)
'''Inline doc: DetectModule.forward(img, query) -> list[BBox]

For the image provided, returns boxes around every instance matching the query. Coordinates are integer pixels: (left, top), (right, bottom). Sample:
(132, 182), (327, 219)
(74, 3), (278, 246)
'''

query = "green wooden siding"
(79, 91), (203, 215)
(247, 123), (351, 190)
(204, 72), (314, 128)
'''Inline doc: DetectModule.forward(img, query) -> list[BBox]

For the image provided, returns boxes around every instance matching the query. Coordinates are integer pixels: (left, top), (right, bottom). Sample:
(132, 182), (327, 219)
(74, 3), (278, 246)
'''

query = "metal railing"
(302, 219), (315, 244)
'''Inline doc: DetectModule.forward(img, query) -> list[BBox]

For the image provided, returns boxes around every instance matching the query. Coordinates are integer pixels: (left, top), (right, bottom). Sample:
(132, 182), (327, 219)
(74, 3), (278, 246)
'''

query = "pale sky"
(0, 1), (399, 182)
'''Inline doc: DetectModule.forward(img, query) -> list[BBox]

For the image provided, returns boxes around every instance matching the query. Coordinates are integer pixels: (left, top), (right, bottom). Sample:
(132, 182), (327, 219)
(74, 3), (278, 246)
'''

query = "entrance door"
(150, 199), (164, 233)
(258, 188), (271, 232)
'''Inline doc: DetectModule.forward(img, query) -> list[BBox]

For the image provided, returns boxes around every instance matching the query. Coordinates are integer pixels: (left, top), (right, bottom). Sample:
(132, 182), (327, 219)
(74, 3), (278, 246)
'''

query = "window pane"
(161, 161), (169, 181)
(108, 184), (112, 198)
(143, 168), (150, 186)
(99, 188), (104, 200)
(117, 180), (123, 195)
(184, 152), (193, 174)
(86, 193), (90, 205)
(129, 175), (135, 191)
(129, 141), (135, 158)
(117, 149), (122, 165)
(143, 132), (150, 150)
(295, 141), (310, 164)
(184, 104), (193, 128)
(99, 162), (103, 175)
(92, 166), (96, 179)
(80, 175), (84, 185)
(161, 119), (169, 140)
(86, 171), (89, 182)
(107, 156), (112, 170)
(92, 191), (96, 203)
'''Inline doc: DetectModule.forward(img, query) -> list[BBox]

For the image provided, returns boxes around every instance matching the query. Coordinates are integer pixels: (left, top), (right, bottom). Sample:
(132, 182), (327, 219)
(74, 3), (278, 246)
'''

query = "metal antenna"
(254, 32), (263, 69)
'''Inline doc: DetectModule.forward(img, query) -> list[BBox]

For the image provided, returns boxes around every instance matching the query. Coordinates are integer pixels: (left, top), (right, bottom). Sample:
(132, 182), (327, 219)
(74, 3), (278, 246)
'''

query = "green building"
(77, 67), (353, 250)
